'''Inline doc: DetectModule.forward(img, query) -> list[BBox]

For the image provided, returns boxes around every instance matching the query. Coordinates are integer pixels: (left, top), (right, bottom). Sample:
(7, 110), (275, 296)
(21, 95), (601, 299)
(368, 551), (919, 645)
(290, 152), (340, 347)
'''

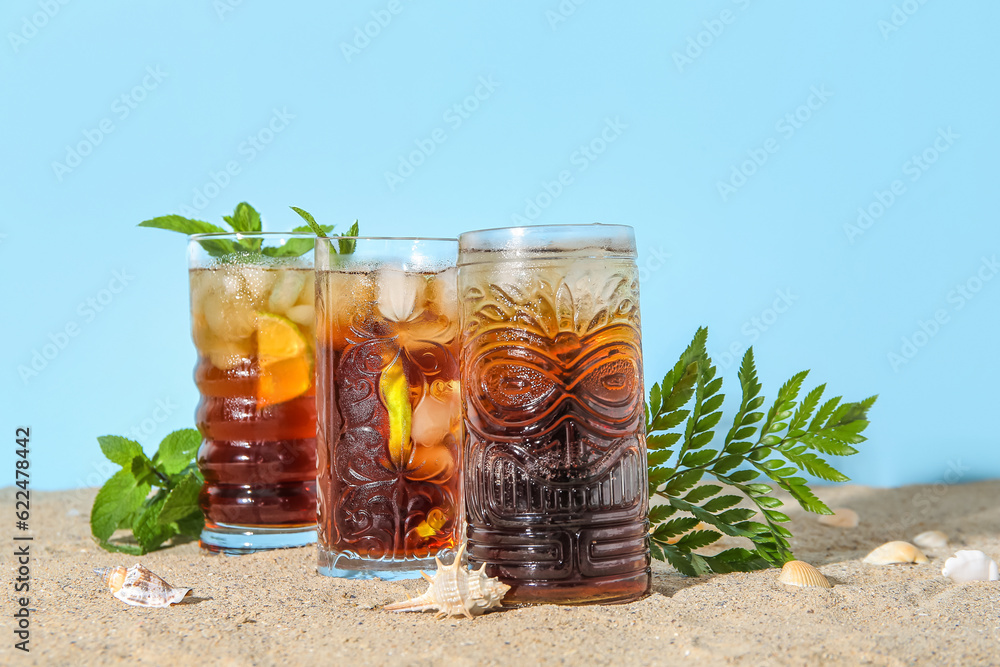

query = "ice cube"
(204, 293), (256, 341)
(268, 270), (307, 314)
(377, 269), (425, 322)
(285, 304), (315, 327)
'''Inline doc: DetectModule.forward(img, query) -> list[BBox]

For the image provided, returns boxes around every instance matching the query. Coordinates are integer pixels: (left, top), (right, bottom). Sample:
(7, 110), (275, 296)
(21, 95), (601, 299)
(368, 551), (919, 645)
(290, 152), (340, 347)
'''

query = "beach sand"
(2, 480), (998, 666)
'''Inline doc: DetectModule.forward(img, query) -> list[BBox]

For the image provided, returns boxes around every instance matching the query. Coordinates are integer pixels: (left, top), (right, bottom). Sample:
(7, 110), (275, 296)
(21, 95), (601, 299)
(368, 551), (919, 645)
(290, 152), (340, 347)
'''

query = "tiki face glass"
(314, 237), (462, 580)
(189, 233), (318, 554)
(457, 224), (651, 604)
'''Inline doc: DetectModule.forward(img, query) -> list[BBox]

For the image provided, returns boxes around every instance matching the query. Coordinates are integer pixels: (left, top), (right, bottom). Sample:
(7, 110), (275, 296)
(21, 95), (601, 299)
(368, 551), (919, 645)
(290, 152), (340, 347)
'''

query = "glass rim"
(317, 236), (458, 243)
(460, 223), (632, 237)
(458, 223), (636, 260)
(189, 231), (319, 240)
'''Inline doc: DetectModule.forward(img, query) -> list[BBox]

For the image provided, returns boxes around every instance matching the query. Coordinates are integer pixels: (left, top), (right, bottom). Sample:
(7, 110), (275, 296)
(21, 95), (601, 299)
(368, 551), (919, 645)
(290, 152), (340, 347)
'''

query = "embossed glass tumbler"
(458, 224), (651, 604)
(315, 237), (462, 579)
(189, 233), (319, 554)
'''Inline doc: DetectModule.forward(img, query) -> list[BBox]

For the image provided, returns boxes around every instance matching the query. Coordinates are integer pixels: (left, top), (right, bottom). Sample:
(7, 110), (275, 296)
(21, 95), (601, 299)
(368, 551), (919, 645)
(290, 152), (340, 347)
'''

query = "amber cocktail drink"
(189, 233), (318, 554)
(315, 237), (462, 579)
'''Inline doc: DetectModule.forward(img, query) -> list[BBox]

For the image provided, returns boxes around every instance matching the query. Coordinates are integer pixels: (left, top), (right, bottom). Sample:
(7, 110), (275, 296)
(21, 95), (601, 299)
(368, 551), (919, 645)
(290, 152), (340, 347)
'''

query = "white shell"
(384, 543), (510, 619)
(94, 564), (191, 608)
(862, 541), (928, 565)
(817, 508), (858, 528)
(912, 530), (949, 550)
(941, 550), (1000, 583)
(778, 560), (832, 589)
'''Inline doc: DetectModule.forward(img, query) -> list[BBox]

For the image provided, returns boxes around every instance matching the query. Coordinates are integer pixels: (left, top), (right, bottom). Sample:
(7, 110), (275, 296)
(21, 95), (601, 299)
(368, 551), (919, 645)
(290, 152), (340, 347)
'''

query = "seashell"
(941, 550), (1000, 583)
(94, 564), (191, 608)
(862, 541), (928, 565)
(912, 530), (949, 550)
(384, 543), (510, 619)
(778, 560), (832, 589)
(817, 508), (859, 528)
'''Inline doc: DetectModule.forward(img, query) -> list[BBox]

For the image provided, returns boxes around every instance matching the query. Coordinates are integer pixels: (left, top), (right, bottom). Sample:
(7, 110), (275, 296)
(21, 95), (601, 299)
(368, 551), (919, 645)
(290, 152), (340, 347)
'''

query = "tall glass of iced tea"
(315, 237), (462, 579)
(458, 224), (651, 604)
(189, 233), (319, 554)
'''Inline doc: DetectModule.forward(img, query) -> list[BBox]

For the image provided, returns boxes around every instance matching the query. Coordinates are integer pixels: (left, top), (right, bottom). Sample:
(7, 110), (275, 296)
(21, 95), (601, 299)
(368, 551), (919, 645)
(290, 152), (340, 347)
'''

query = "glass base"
(200, 523), (317, 555)
(317, 546), (448, 580)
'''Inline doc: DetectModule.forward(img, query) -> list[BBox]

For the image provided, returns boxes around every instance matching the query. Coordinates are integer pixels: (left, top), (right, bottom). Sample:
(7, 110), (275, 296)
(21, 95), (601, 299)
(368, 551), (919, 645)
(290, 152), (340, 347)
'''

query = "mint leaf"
(225, 202), (262, 233)
(159, 471), (203, 527)
(261, 224), (336, 258)
(154, 429), (202, 476)
(289, 206), (327, 237)
(138, 215), (228, 235)
(97, 435), (144, 467)
(90, 469), (151, 542)
(133, 495), (177, 553)
(338, 220), (359, 254)
(138, 214), (236, 257)
(96, 540), (144, 556)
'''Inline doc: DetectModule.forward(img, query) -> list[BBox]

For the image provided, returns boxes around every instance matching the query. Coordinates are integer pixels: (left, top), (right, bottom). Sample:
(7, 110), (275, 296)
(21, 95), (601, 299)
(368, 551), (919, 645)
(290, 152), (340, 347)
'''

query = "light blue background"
(2, 1), (997, 491)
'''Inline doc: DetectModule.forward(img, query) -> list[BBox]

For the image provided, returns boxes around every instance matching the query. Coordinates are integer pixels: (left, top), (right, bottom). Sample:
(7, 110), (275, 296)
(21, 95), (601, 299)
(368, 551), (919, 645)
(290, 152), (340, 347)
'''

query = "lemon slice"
(255, 313), (312, 409)
(379, 355), (412, 468)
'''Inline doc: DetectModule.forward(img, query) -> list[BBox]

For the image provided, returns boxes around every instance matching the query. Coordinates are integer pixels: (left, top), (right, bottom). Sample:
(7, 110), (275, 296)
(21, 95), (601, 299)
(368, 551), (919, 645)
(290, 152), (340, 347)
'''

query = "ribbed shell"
(863, 541), (928, 565)
(778, 560), (832, 589)
(383, 544), (510, 619)
(817, 508), (859, 528)
(94, 564), (191, 607)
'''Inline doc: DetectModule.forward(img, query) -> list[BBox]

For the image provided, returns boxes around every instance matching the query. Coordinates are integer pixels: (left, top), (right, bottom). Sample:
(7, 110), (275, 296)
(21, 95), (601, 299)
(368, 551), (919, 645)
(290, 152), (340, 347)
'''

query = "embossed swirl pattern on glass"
(316, 239), (461, 579)
(460, 248), (651, 604)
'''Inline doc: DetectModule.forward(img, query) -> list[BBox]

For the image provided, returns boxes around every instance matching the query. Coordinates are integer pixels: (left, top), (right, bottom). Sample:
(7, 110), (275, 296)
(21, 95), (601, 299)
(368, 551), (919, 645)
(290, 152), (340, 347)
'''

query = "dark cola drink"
(315, 238), (463, 579)
(458, 224), (651, 604)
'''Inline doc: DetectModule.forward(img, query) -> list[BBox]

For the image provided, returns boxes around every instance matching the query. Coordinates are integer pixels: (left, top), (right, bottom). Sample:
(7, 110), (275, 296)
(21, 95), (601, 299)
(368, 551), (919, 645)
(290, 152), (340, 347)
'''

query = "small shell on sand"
(778, 560), (832, 589)
(383, 544), (509, 619)
(912, 530), (949, 550)
(817, 508), (859, 528)
(863, 541), (929, 565)
(941, 550), (1000, 583)
(94, 564), (191, 608)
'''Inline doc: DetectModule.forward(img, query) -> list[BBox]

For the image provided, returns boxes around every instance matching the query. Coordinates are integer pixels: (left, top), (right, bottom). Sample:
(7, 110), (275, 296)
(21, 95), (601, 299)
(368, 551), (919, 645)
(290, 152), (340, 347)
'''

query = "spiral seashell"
(778, 560), (832, 589)
(941, 550), (999, 583)
(94, 564), (191, 608)
(383, 543), (510, 619)
(817, 508), (859, 528)
(912, 530), (949, 550)
(862, 541), (928, 565)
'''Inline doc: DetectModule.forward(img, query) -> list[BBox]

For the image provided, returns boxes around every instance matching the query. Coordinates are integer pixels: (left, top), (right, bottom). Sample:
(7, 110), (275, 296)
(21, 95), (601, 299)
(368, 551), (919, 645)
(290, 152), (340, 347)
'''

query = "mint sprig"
(139, 202), (336, 257)
(290, 206), (359, 254)
(646, 328), (876, 576)
(90, 429), (204, 555)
